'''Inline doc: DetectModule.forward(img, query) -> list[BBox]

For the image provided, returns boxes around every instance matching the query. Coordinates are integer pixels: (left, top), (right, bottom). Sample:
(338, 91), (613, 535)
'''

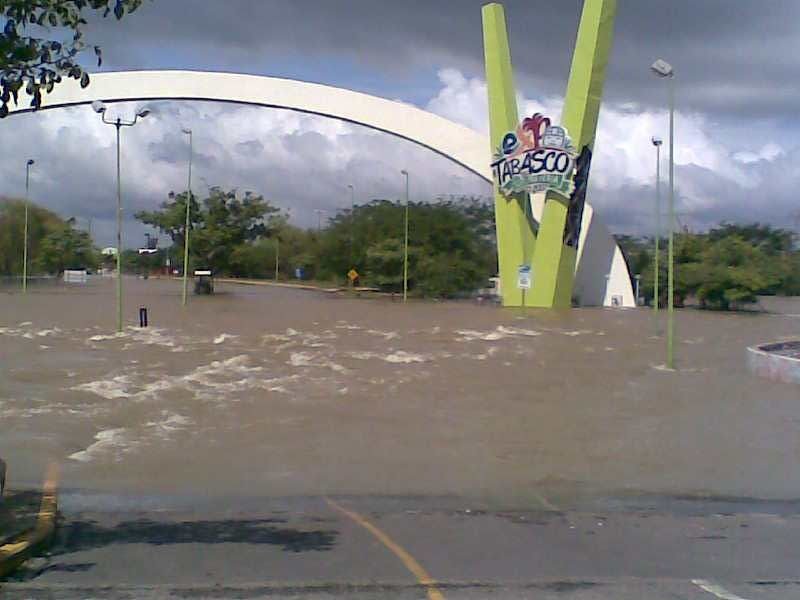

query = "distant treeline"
(0, 198), (97, 276)
(616, 224), (800, 310)
(134, 188), (497, 298)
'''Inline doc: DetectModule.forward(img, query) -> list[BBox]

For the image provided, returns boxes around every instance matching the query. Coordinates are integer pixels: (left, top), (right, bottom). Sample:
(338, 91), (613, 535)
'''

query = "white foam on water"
(68, 428), (133, 462)
(335, 323), (362, 331)
(456, 329), (505, 341)
(184, 355), (262, 384)
(213, 333), (238, 344)
(72, 376), (133, 400)
(87, 327), (185, 351)
(560, 329), (593, 336)
(288, 351), (347, 373)
(468, 346), (500, 360)
(498, 326), (541, 337)
(289, 351), (314, 367)
(144, 411), (193, 439)
(349, 350), (430, 364)
(22, 332), (34, 339)
(366, 329), (400, 340)
(39, 345), (51, 350)
(88, 332), (126, 342)
(36, 327), (62, 337)
(18, 321), (32, 326)
(456, 326), (541, 342)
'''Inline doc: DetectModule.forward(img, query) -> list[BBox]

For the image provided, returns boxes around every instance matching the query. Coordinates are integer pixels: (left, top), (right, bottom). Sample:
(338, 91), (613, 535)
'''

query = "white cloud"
(2, 66), (797, 252)
(424, 68), (796, 234)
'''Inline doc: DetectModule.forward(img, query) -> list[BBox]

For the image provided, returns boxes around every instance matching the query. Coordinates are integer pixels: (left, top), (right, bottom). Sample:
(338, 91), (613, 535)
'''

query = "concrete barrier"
(747, 341), (800, 385)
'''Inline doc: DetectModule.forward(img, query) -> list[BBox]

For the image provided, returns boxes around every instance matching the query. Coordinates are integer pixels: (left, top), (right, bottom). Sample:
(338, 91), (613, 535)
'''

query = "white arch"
(7, 70), (633, 307)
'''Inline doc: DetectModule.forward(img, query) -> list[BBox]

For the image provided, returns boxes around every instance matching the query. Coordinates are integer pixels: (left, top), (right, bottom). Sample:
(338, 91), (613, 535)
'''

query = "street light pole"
(650, 59), (676, 369)
(181, 128), (193, 307)
(347, 184), (354, 268)
(667, 73), (676, 369)
(651, 137), (662, 315)
(274, 236), (280, 281)
(401, 169), (410, 303)
(93, 101), (150, 333)
(22, 159), (34, 294)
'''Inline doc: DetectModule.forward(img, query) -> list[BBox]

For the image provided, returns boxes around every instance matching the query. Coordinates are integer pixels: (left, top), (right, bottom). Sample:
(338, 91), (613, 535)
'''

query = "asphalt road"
(2, 492), (799, 599)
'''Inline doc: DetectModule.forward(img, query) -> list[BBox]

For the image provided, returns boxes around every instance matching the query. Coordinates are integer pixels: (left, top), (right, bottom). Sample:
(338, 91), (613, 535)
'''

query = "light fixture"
(91, 100), (107, 114)
(651, 136), (662, 147)
(650, 58), (673, 78)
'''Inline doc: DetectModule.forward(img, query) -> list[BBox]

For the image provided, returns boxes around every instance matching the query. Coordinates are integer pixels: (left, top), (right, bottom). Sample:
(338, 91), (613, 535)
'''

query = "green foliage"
(1, 0), (147, 116)
(136, 187), (284, 275)
(36, 217), (97, 274)
(0, 198), (94, 275)
(688, 236), (776, 309)
(621, 223), (799, 310)
(318, 199), (496, 296)
(0, 198), (60, 274)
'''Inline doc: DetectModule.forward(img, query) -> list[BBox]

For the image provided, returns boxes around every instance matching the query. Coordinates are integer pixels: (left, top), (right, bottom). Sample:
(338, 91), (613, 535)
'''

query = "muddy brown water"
(1, 277), (799, 508)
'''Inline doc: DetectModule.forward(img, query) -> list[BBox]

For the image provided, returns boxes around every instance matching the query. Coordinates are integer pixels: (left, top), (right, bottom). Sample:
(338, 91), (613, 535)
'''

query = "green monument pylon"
(482, 3), (536, 308)
(482, 0), (618, 308)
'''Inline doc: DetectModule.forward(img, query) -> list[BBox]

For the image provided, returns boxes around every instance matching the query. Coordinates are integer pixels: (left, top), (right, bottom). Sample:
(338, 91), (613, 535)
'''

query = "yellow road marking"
(325, 497), (445, 600)
(0, 461), (60, 560)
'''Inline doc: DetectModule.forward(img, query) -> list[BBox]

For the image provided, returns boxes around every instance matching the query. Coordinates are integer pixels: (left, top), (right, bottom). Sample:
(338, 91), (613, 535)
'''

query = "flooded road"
(1, 278), (799, 507)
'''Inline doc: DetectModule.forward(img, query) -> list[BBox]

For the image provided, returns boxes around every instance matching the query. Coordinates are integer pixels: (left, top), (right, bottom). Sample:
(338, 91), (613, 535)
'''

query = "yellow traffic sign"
(347, 269), (359, 282)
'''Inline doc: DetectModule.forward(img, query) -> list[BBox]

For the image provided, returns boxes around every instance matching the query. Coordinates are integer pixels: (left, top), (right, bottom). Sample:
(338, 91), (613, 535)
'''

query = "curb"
(0, 464), (59, 580)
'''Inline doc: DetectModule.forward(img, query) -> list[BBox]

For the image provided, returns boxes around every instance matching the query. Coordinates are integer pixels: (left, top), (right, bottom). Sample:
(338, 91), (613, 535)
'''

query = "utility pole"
(181, 128), (193, 307)
(93, 101), (150, 333)
(401, 169), (410, 303)
(22, 159), (34, 294)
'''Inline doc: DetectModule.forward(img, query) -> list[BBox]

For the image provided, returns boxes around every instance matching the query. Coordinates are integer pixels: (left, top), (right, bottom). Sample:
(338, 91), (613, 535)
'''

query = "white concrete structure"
(7, 70), (634, 306)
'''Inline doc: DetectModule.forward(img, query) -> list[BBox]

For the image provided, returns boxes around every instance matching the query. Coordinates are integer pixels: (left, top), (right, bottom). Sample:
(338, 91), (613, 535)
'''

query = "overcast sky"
(2, 0), (799, 247)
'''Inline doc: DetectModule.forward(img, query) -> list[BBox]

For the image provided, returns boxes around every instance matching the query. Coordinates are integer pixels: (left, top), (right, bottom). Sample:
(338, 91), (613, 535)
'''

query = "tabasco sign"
(491, 113), (577, 199)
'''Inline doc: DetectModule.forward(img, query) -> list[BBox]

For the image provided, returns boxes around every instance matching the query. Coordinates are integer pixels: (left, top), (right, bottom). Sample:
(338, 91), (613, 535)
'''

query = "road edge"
(0, 464), (59, 580)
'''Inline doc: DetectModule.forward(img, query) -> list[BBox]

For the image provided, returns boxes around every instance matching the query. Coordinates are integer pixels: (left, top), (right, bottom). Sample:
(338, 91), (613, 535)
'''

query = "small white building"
(63, 269), (88, 284)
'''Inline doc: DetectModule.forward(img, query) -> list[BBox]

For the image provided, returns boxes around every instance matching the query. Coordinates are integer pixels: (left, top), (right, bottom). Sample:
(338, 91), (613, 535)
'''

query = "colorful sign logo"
(491, 113), (577, 199)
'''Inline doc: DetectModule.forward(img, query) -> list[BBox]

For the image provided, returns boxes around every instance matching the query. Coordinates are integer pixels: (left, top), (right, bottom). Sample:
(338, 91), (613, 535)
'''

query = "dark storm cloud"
(82, 0), (800, 118)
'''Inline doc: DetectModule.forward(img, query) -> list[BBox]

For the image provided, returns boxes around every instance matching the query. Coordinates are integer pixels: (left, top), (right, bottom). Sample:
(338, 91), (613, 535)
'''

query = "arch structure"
(7, 70), (634, 307)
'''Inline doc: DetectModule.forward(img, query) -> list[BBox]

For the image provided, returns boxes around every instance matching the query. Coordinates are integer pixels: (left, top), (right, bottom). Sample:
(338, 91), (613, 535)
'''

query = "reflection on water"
(1, 277), (798, 507)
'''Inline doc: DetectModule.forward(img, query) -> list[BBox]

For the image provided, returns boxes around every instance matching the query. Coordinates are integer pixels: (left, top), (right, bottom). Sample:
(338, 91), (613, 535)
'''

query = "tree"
(37, 218), (97, 274)
(318, 199), (496, 296)
(688, 236), (777, 309)
(136, 187), (284, 275)
(1, 0), (147, 116)
(0, 197), (70, 274)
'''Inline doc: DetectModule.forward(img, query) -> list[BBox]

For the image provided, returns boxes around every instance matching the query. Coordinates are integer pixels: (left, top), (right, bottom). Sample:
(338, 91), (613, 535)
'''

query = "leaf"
(114, 1), (124, 19)
(80, 72), (90, 88)
(48, 12), (58, 26)
(0, 103), (8, 119)
(46, 80), (54, 93)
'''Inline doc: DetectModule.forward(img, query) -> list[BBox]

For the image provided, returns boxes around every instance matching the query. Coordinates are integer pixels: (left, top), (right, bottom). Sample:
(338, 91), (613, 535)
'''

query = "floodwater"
(1, 278), (799, 508)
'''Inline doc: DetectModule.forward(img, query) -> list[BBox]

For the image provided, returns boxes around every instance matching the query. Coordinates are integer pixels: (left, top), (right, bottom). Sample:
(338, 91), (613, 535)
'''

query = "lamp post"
(650, 59), (676, 369)
(274, 236), (280, 282)
(651, 136), (662, 315)
(314, 208), (326, 233)
(347, 184), (355, 268)
(92, 100), (150, 333)
(181, 128), (193, 307)
(22, 159), (34, 294)
(400, 169), (410, 303)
